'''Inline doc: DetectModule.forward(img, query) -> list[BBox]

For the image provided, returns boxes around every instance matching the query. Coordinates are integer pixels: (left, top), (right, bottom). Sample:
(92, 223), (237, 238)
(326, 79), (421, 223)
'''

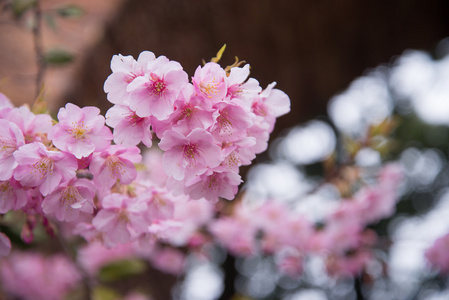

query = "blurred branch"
(218, 253), (238, 300)
(354, 275), (365, 300)
(32, 0), (45, 105)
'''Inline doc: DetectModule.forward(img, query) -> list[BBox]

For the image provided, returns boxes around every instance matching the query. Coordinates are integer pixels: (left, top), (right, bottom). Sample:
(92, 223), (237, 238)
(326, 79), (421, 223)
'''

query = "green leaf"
(57, 5), (84, 18)
(211, 44), (226, 63)
(44, 13), (57, 31)
(99, 259), (147, 282)
(44, 49), (74, 65)
(92, 286), (120, 300)
(11, 0), (36, 19)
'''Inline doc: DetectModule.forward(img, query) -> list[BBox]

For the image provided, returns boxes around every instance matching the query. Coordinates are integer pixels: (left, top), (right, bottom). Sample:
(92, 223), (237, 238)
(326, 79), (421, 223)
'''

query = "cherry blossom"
(13, 142), (77, 196)
(0, 178), (27, 213)
(0, 252), (80, 300)
(127, 55), (188, 119)
(0, 119), (25, 180)
(89, 144), (141, 189)
(48, 103), (112, 159)
(149, 247), (185, 275)
(42, 178), (96, 222)
(159, 128), (222, 181)
(425, 232), (449, 274)
(104, 51), (156, 104)
(105, 103), (153, 147)
(151, 84), (215, 138)
(92, 193), (148, 247)
(184, 170), (242, 201)
(0, 232), (11, 257)
(192, 62), (227, 103)
(5, 105), (53, 143)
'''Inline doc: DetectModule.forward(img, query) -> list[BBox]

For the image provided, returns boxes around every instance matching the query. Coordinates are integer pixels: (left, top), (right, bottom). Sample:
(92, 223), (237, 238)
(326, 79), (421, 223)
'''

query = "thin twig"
(32, 0), (46, 106)
(354, 275), (365, 300)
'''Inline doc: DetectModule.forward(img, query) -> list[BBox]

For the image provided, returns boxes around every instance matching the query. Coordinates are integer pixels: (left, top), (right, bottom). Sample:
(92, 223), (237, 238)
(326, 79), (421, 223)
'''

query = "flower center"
(32, 157), (54, 178)
(183, 144), (199, 160)
(199, 78), (219, 98)
(61, 186), (81, 207)
(149, 73), (167, 97)
(68, 121), (90, 140)
(0, 181), (13, 199)
(125, 112), (144, 127)
(0, 138), (17, 158)
(206, 173), (218, 190)
(227, 85), (243, 98)
(125, 72), (140, 84)
(251, 101), (268, 117)
(117, 209), (129, 224)
(106, 155), (125, 178)
(179, 106), (198, 122)
(217, 111), (233, 133)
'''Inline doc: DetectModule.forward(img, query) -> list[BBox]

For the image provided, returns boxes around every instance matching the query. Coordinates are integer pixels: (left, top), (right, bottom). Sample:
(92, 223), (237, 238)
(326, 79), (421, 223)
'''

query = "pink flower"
(0, 119), (25, 180)
(6, 106), (53, 143)
(150, 247), (185, 275)
(318, 203), (365, 254)
(140, 186), (175, 221)
(251, 82), (291, 132)
(13, 142), (78, 196)
(77, 241), (136, 275)
(253, 201), (291, 253)
(167, 197), (214, 246)
(0, 92), (13, 118)
(92, 193), (148, 246)
(42, 178), (96, 222)
(138, 148), (167, 188)
(159, 128), (222, 181)
(192, 62), (227, 103)
(0, 252), (80, 300)
(0, 178), (27, 213)
(0, 92), (13, 108)
(124, 292), (153, 300)
(425, 232), (449, 274)
(48, 103), (113, 159)
(246, 118), (271, 154)
(0, 232), (11, 257)
(21, 187), (44, 216)
(104, 51), (156, 104)
(89, 144), (142, 189)
(216, 137), (256, 173)
(225, 65), (262, 104)
(210, 102), (254, 143)
(184, 170), (242, 202)
(151, 84), (215, 138)
(127, 56), (188, 119)
(355, 163), (403, 225)
(209, 215), (257, 256)
(106, 104), (153, 147)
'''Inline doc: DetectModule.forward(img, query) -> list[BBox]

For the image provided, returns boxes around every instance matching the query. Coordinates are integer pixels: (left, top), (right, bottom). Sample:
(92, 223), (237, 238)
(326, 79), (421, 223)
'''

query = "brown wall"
(67, 0), (449, 139)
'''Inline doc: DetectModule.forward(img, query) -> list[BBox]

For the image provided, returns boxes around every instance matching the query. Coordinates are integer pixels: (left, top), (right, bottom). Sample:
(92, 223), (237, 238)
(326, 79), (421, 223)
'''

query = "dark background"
(67, 0), (449, 142)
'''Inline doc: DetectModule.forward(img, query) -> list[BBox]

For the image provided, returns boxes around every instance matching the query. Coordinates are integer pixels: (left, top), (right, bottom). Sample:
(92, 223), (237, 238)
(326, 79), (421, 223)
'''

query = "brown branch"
(32, 0), (46, 106)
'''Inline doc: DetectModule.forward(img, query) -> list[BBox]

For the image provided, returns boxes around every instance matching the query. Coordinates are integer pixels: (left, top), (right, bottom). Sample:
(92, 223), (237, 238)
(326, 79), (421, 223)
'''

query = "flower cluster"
(210, 163), (403, 278)
(0, 252), (80, 300)
(104, 52), (290, 201)
(0, 50), (290, 259)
